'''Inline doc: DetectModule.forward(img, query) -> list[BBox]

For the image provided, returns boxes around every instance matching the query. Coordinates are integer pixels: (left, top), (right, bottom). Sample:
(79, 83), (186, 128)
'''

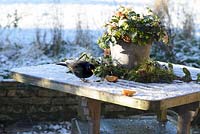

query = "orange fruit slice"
(105, 75), (118, 82)
(122, 89), (136, 97)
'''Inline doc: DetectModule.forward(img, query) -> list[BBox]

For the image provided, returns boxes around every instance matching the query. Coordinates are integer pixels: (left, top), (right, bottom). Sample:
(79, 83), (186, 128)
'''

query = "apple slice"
(122, 89), (136, 97)
(105, 75), (118, 82)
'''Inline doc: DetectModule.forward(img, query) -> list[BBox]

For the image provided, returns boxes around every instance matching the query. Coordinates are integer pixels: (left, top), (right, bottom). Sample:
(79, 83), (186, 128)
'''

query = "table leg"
(156, 110), (167, 133)
(78, 97), (101, 134)
(177, 110), (194, 134)
(157, 110), (167, 122)
(173, 102), (199, 134)
(87, 98), (101, 134)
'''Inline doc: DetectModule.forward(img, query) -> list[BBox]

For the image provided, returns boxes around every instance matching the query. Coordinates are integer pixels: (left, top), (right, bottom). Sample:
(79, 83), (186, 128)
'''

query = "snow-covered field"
(0, 0), (153, 43)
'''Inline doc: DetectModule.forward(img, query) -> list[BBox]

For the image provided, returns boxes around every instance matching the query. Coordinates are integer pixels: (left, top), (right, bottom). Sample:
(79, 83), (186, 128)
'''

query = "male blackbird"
(57, 61), (95, 82)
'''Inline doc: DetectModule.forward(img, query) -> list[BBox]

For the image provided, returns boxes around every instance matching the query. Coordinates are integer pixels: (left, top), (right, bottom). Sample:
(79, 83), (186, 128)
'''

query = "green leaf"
(183, 67), (191, 76)
(168, 63), (173, 70)
(110, 36), (116, 44)
(122, 22), (129, 30)
(113, 31), (121, 38)
(197, 73), (200, 82)
(131, 32), (137, 40)
(181, 67), (192, 82)
(111, 18), (119, 23)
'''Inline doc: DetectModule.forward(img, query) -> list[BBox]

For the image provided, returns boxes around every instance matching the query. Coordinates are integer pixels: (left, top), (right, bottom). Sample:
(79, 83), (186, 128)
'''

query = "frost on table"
(11, 63), (200, 102)
(159, 61), (200, 80)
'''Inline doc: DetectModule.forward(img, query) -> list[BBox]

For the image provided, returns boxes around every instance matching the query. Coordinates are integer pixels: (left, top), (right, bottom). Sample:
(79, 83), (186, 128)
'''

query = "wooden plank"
(156, 110), (167, 122)
(11, 64), (200, 102)
(160, 93), (200, 109)
(11, 72), (157, 110)
(11, 64), (200, 111)
(87, 98), (101, 134)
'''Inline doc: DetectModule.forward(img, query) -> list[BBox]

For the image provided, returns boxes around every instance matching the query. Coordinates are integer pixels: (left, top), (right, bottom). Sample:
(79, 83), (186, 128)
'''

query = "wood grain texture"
(11, 64), (200, 111)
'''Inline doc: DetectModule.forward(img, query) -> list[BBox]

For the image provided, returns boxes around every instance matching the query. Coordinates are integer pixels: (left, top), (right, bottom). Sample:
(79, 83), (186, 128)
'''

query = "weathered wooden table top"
(11, 63), (200, 111)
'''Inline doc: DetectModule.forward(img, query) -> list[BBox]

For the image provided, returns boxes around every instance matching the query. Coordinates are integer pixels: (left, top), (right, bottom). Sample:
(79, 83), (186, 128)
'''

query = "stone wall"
(0, 79), (142, 123)
(0, 79), (79, 123)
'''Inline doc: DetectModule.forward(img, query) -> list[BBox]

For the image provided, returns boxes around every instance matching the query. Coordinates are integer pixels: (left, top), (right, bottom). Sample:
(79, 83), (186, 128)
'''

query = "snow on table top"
(11, 63), (200, 101)
(159, 61), (200, 80)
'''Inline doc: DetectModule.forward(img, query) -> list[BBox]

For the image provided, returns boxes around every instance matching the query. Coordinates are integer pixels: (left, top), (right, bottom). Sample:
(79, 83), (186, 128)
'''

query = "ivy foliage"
(84, 55), (175, 83)
(66, 53), (199, 83)
(97, 6), (168, 49)
(181, 67), (192, 82)
(197, 73), (200, 82)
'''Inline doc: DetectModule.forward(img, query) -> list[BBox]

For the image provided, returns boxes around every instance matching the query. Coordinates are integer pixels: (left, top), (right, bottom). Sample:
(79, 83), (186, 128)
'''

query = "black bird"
(57, 61), (95, 82)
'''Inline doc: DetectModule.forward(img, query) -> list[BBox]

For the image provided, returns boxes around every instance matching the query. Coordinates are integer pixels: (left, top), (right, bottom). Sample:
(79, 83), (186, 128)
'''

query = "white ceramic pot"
(110, 41), (151, 69)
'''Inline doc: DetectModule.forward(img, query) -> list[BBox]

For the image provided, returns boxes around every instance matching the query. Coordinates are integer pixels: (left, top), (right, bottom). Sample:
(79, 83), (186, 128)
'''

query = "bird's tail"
(56, 62), (73, 70)
(56, 62), (69, 67)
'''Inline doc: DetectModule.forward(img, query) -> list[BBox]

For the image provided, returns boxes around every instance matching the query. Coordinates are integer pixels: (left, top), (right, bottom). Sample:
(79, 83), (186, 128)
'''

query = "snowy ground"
(1, 117), (200, 134)
(1, 121), (71, 134)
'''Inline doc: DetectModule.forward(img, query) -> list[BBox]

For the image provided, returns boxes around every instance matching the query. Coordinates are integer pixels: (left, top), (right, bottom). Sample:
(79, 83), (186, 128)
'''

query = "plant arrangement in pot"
(97, 6), (168, 69)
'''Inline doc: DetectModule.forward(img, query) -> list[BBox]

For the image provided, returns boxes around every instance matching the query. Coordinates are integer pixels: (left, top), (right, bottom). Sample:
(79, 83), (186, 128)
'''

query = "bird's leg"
(80, 78), (89, 83)
(66, 70), (72, 73)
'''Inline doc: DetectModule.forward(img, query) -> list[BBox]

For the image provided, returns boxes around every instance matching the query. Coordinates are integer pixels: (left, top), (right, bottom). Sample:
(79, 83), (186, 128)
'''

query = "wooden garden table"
(11, 62), (200, 134)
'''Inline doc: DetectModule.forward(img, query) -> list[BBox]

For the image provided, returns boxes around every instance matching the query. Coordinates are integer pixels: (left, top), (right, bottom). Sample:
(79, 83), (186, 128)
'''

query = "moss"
(87, 56), (175, 83)
(126, 60), (175, 83)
